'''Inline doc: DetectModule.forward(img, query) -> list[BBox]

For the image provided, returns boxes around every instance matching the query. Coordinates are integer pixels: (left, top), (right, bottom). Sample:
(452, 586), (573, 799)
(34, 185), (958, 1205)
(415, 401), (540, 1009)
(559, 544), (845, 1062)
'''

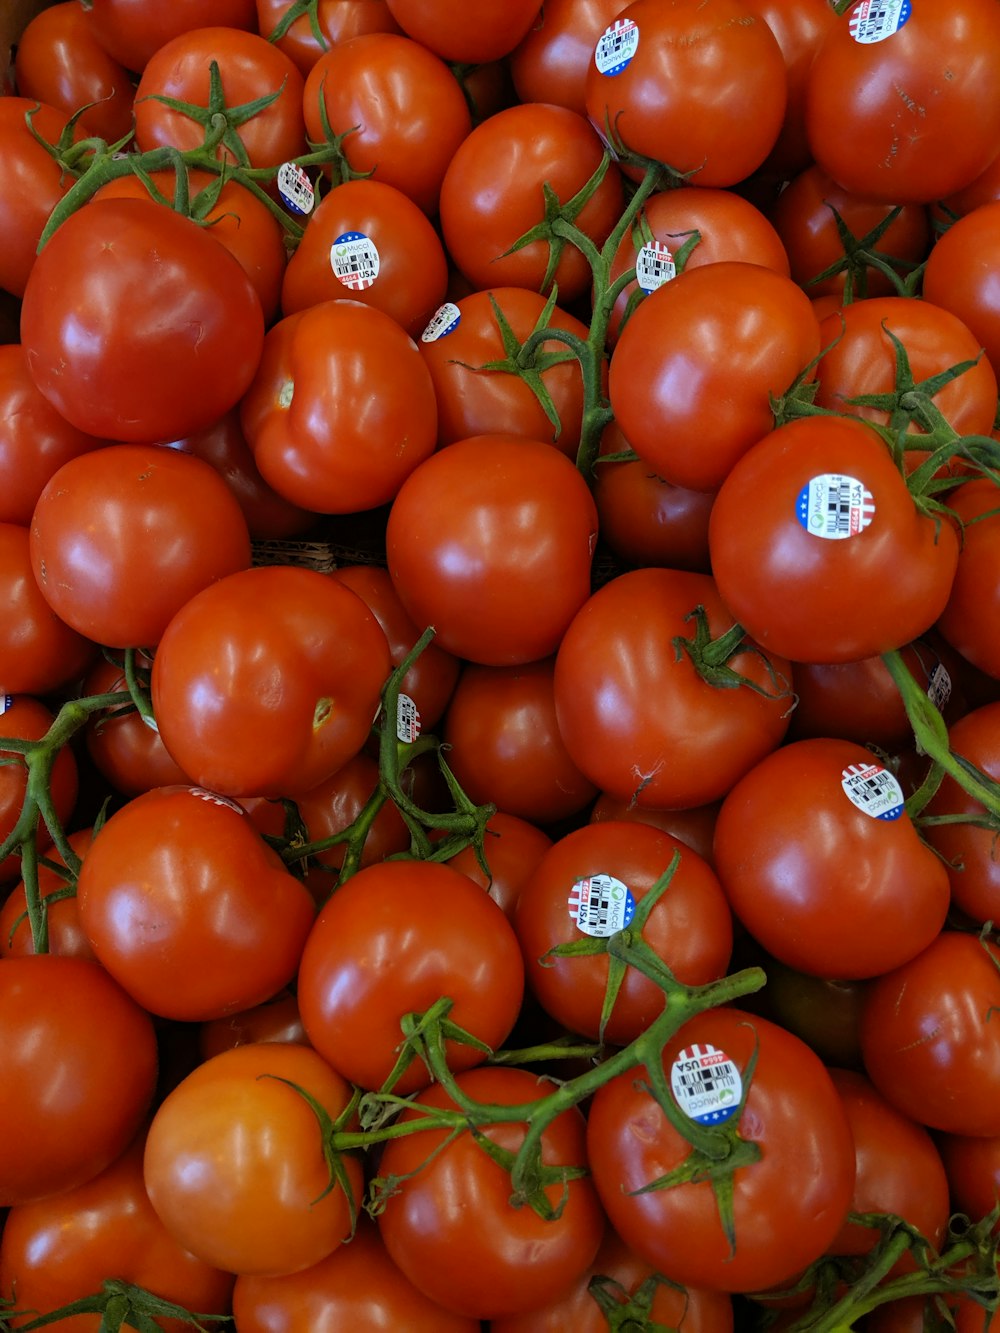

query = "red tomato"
(255, 0), (403, 76)
(385, 0), (542, 61)
(937, 1131), (1000, 1232)
(81, 654), (191, 799)
(281, 178), (449, 336)
(713, 737), (950, 979)
(590, 793), (720, 866)
(150, 565), (391, 799)
(439, 102), (624, 305)
(514, 820), (733, 1044)
(553, 567), (793, 810)
(198, 988), (308, 1061)
(443, 811), (554, 919)
(84, 0), (258, 71)
(0, 695), (79, 886)
(441, 657), (599, 826)
(0, 954), (158, 1207)
(708, 416), (961, 664)
(302, 33), (472, 215)
(805, 0), (1000, 205)
(285, 749), (410, 877)
(377, 1065), (605, 1320)
(860, 931), (1000, 1136)
(0, 1131), (235, 1333)
(143, 1041), (363, 1277)
(583, 0), (787, 187)
(609, 262), (820, 492)
(935, 477), (1000, 680)
(240, 300), (438, 513)
(386, 435), (598, 666)
(509, 0), (630, 117)
(30, 443), (251, 649)
(1, 827), (95, 959)
(923, 202), (1000, 405)
(586, 1006), (855, 1293)
(21, 198), (265, 444)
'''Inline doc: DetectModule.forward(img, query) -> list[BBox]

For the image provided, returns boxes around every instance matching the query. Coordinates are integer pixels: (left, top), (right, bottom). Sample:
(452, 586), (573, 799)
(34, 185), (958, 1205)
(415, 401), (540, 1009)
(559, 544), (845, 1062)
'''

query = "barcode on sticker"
(396, 693), (421, 743)
(636, 240), (675, 293)
(848, 0), (911, 43)
(277, 161), (315, 216)
(594, 17), (639, 75)
(331, 233), (380, 290)
(567, 873), (635, 938)
(797, 473), (876, 540)
(0, 695), (10, 714)
(926, 663), (952, 712)
(841, 762), (904, 820)
(670, 1043), (742, 1124)
(421, 302), (461, 342)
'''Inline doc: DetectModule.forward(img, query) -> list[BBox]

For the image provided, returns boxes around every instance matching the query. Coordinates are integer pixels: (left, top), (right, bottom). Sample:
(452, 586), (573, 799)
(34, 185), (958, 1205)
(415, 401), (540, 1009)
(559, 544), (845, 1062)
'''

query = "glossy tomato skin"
(805, 0), (1000, 205)
(860, 931), (1000, 1136)
(150, 565), (391, 799)
(510, 0), (629, 117)
(84, 0), (258, 71)
(81, 655), (191, 799)
(0, 954), (158, 1207)
(286, 750), (410, 877)
(514, 820), (733, 1045)
(937, 1131), (1000, 1232)
(0, 1131), (235, 1333)
(21, 198), (265, 444)
(712, 738), (950, 980)
(1, 827), (96, 960)
(240, 300), (438, 514)
(0, 696), (79, 886)
(608, 261), (820, 492)
(386, 435), (598, 667)
(198, 988), (307, 1060)
(583, 0), (787, 186)
(553, 567), (793, 810)
(923, 201), (1000, 379)
(586, 1007), (856, 1293)
(297, 859), (524, 1092)
(935, 477), (1000, 680)
(385, 0), (542, 62)
(30, 443), (252, 649)
(255, 0), (404, 76)
(708, 416), (960, 664)
(377, 1066), (605, 1320)
(143, 1041), (362, 1277)
(444, 811), (554, 919)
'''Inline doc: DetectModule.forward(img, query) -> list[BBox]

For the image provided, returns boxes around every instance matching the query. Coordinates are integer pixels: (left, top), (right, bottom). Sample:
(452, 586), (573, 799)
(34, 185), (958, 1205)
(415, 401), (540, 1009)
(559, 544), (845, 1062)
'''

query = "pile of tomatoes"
(3, 0), (1000, 1328)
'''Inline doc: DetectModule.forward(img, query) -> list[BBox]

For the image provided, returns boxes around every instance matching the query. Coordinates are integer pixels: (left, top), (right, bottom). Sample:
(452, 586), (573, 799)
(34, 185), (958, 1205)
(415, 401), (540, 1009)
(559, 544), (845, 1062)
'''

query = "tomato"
(0, 954), (158, 1207)
(281, 178), (448, 336)
(30, 443), (251, 650)
(198, 988), (308, 1061)
(805, 0), (1000, 205)
(514, 819), (733, 1045)
(590, 793), (720, 866)
(708, 416), (961, 664)
(0, 695), (79, 887)
(0, 1131), (235, 1333)
(935, 477), (1000, 681)
(583, 0), (787, 187)
(232, 1214), (479, 1331)
(825, 1068), (950, 1270)
(84, 0), (258, 71)
(256, 0), (403, 76)
(607, 186), (791, 346)
(0, 524), (97, 697)
(79, 655), (189, 799)
(923, 201), (1000, 389)
(418, 289), (591, 457)
(133, 26), (306, 170)
(240, 300), (438, 514)
(1, 827), (95, 959)
(377, 1065), (605, 1320)
(150, 564), (391, 799)
(937, 1131), (1000, 1231)
(143, 1041), (362, 1277)
(860, 930), (1000, 1136)
(509, 0), (629, 118)
(285, 749), (410, 877)
(76, 784), (316, 1021)
(586, 1006), (855, 1293)
(0, 344), (109, 528)
(439, 102), (623, 306)
(441, 657), (599, 826)
(385, 0), (542, 62)
(21, 198), (265, 444)
(443, 811), (553, 919)
(302, 32), (472, 216)
(386, 435), (598, 667)
(609, 262), (820, 492)
(553, 567), (793, 810)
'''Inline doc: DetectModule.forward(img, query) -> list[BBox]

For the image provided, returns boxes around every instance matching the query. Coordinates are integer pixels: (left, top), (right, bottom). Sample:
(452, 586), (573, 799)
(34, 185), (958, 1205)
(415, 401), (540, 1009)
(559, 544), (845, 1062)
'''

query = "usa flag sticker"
(568, 873), (636, 938)
(841, 761), (905, 821)
(421, 302), (461, 343)
(671, 1043), (743, 1125)
(594, 17), (640, 75)
(848, 0), (912, 44)
(330, 232), (380, 290)
(636, 239), (676, 293)
(797, 473), (876, 540)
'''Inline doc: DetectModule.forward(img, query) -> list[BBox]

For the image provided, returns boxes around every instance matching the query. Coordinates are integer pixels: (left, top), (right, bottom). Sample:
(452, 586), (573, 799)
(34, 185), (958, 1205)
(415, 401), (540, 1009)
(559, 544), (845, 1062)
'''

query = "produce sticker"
(796, 474), (876, 540)
(671, 1043), (743, 1125)
(568, 873), (636, 938)
(594, 18), (640, 76)
(841, 762), (905, 821)
(848, 0), (912, 44)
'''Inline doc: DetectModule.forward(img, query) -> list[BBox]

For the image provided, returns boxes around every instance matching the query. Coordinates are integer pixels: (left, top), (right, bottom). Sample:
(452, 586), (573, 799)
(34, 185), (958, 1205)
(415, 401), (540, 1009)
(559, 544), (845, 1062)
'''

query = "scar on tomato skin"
(894, 85), (925, 116)
(313, 696), (334, 729)
(896, 1024), (942, 1053)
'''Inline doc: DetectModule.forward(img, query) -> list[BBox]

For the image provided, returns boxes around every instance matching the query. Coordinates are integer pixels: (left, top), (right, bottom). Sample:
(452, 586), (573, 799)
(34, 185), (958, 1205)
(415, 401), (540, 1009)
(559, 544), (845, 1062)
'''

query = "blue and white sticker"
(396, 692), (421, 744)
(841, 762), (905, 821)
(926, 662), (952, 712)
(568, 873), (635, 938)
(636, 239), (676, 293)
(331, 232), (380, 290)
(594, 17), (639, 75)
(671, 1043), (743, 1125)
(187, 787), (246, 814)
(421, 301), (462, 343)
(848, 0), (911, 44)
(797, 473), (875, 540)
(277, 161), (315, 216)
(0, 694), (11, 714)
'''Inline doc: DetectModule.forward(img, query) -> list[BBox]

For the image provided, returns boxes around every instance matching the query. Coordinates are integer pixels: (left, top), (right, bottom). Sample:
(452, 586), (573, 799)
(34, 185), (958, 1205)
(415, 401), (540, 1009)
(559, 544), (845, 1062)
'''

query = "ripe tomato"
(81, 654), (190, 799)
(590, 793), (720, 866)
(860, 931), (1000, 1136)
(583, 0), (787, 187)
(256, 0), (403, 76)
(143, 1041), (363, 1277)
(713, 737), (950, 979)
(936, 1131), (1000, 1232)
(377, 1065), (605, 1320)
(935, 477), (1000, 680)
(150, 565), (391, 798)
(805, 0), (1000, 205)
(83, 0), (258, 71)
(30, 443), (251, 649)
(608, 261), (820, 492)
(923, 202), (1000, 400)
(240, 300), (438, 514)
(587, 1006), (855, 1293)
(553, 567), (793, 810)
(443, 811), (554, 919)
(0, 695), (79, 886)
(708, 416), (961, 664)
(21, 198), (265, 444)
(385, 0), (542, 62)
(386, 435), (598, 666)
(509, 0), (629, 117)
(198, 988), (308, 1060)
(1, 827), (95, 959)
(514, 820), (733, 1044)
(0, 954), (158, 1207)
